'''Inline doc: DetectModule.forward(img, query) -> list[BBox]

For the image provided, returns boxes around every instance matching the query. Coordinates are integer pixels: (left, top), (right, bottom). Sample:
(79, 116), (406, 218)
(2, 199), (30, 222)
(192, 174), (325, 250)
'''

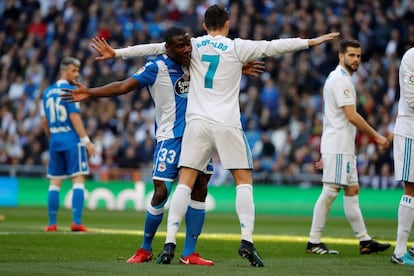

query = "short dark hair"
(60, 57), (81, 70)
(204, 4), (229, 31)
(164, 27), (188, 45)
(339, 39), (361, 54)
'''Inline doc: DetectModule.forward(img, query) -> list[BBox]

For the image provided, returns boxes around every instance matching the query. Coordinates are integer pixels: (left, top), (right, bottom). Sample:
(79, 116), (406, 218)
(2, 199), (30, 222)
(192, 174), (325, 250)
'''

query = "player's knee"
(151, 182), (169, 206)
(344, 184), (359, 196)
(191, 186), (207, 202)
(405, 182), (414, 196)
(321, 183), (339, 203)
(191, 174), (209, 201)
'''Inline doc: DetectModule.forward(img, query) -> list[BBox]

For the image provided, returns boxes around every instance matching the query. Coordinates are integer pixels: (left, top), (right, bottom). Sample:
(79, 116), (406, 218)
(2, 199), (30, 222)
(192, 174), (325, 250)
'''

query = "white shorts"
(179, 119), (253, 171)
(394, 134), (414, 182)
(322, 153), (358, 186)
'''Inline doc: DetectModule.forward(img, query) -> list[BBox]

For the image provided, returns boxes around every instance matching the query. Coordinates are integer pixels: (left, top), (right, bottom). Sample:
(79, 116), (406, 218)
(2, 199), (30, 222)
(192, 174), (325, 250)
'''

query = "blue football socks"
(182, 206), (205, 257)
(72, 188), (84, 225)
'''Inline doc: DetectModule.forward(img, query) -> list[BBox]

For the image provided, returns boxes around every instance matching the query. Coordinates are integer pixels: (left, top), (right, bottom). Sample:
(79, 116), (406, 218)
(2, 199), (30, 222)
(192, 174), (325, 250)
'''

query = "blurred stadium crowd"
(1, 0), (414, 188)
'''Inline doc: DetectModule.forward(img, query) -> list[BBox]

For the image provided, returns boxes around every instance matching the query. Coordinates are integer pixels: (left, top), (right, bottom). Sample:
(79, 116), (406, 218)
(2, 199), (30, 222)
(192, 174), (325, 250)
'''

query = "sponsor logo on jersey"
(157, 161), (166, 172)
(174, 74), (190, 97)
(135, 66), (146, 75)
(50, 126), (71, 133)
(343, 89), (351, 98)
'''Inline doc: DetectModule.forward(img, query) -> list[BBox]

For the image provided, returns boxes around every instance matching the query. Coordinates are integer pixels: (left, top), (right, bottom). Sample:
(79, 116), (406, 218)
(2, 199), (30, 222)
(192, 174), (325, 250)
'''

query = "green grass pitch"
(0, 206), (412, 276)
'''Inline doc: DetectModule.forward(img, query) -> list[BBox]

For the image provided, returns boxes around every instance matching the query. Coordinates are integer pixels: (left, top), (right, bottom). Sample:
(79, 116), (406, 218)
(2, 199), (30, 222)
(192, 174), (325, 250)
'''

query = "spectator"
(1, 0), (413, 187)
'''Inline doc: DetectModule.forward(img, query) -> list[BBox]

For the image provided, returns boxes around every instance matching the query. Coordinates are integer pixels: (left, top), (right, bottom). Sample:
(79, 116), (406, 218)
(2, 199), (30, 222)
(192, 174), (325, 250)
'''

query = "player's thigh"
(179, 119), (215, 171)
(153, 138), (181, 182)
(394, 134), (414, 182)
(213, 125), (253, 170)
(322, 153), (358, 186)
(65, 143), (89, 176)
(47, 149), (68, 177)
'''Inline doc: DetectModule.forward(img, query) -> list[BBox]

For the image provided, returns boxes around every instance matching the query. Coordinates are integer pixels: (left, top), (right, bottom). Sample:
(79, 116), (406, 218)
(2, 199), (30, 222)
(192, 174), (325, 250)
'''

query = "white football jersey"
(394, 47), (414, 138)
(114, 36), (309, 128)
(187, 35), (308, 128)
(320, 65), (357, 154)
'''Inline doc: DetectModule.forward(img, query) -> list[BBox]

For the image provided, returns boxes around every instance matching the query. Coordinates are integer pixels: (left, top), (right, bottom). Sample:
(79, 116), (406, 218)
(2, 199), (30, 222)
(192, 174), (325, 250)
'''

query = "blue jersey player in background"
(62, 27), (215, 265)
(41, 57), (97, 232)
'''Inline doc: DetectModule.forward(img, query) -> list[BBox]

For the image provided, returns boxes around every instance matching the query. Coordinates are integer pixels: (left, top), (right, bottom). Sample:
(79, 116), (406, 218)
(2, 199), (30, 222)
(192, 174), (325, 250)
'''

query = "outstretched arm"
(308, 32), (340, 47)
(61, 78), (140, 102)
(92, 37), (166, 60)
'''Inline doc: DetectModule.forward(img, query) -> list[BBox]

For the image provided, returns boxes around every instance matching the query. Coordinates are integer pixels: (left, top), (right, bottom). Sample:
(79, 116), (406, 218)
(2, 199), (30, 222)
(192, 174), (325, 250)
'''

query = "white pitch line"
(0, 228), (396, 245)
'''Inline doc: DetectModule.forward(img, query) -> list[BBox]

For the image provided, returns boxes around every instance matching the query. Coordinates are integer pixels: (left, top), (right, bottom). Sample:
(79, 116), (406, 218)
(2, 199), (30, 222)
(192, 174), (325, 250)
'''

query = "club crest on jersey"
(174, 74), (190, 97)
(409, 74), (414, 85)
(157, 161), (166, 172)
(343, 89), (351, 98)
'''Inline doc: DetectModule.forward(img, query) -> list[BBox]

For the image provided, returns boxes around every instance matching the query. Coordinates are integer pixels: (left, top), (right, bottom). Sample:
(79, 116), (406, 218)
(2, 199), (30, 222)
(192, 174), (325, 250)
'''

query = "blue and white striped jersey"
(132, 54), (189, 141)
(41, 80), (81, 151)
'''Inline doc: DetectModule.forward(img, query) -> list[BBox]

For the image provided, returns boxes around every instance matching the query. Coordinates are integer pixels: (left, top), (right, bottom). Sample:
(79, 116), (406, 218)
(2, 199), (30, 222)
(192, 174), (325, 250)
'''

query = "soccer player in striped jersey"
(98, 4), (339, 267)
(306, 39), (390, 255)
(63, 27), (217, 266)
(391, 46), (414, 266)
(41, 57), (97, 232)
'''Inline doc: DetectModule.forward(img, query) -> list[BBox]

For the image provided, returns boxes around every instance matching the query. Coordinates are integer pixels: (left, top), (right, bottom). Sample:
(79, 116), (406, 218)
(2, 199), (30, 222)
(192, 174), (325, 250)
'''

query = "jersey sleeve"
(131, 60), (158, 87)
(114, 43), (166, 59)
(334, 78), (356, 107)
(234, 38), (309, 63)
(66, 101), (81, 114)
(402, 52), (414, 107)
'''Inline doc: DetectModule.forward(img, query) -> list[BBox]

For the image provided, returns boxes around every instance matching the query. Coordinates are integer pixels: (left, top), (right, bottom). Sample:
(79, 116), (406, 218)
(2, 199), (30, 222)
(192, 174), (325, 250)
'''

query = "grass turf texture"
(0, 207), (411, 276)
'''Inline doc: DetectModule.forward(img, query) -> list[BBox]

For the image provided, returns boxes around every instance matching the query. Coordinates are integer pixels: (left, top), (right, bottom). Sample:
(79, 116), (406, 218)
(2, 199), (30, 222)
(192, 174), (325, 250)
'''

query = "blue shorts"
(153, 138), (213, 182)
(47, 143), (89, 178)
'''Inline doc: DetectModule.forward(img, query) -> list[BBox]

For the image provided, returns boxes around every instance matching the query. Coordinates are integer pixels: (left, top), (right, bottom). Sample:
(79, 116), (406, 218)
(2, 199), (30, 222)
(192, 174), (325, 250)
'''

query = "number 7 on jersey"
(201, 54), (219, 89)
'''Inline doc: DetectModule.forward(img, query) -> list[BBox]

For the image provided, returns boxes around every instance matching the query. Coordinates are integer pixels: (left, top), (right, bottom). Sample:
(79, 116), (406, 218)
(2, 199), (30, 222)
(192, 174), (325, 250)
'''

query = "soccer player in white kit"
(306, 39), (391, 255)
(391, 46), (414, 266)
(102, 4), (339, 267)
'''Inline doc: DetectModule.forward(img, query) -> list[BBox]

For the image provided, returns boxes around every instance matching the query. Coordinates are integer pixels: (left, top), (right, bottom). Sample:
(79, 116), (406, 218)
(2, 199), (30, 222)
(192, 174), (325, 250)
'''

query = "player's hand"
(60, 81), (90, 102)
(309, 32), (340, 46)
(242, 61), (266, 78)
(85, 142), (97, 157)
(375, 134), (390, 152)
(91, 37), (116, 61)
(314, 159), (323, 170)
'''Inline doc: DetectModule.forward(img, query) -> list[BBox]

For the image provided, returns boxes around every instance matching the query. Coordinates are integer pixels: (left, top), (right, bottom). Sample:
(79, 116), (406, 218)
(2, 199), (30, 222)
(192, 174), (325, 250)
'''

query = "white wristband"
(80, 136), (91, 144)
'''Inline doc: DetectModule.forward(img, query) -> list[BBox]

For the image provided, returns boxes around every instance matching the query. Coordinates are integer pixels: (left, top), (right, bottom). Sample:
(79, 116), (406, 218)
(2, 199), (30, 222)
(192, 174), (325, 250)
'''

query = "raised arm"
(236, 32), (340, 63)
(92, 37), (166, 61)
(307, 32), (340, 47)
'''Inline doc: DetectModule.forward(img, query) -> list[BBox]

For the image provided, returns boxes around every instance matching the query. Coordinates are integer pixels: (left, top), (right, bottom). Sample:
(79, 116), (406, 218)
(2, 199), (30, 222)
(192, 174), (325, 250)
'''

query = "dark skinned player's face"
(166, 34), (192, 66)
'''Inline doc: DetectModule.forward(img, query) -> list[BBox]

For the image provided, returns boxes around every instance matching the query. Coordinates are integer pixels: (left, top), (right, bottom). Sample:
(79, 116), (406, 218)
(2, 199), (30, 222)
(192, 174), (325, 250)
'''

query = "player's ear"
(202, 22), (208, 32)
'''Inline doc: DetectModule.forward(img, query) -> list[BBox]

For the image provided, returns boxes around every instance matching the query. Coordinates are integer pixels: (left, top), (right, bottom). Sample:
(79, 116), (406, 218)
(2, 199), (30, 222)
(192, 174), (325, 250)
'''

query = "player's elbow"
(116, 79), (139, 95)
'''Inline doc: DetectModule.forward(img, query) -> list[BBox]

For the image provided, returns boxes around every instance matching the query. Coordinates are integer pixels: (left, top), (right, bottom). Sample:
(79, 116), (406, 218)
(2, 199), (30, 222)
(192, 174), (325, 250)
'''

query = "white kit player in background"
(306, 39), (391, 255)
(391, 46), (414, 266)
